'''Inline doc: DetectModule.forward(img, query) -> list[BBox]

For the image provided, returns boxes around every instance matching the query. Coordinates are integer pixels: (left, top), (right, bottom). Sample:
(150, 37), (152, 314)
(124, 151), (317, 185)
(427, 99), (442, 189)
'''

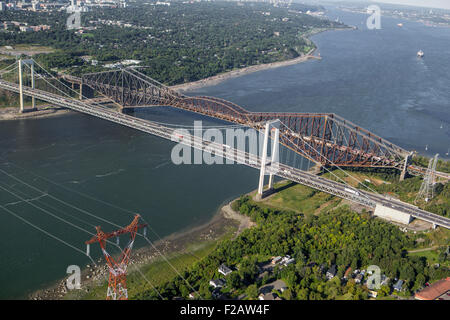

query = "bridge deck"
(0, 79), (448, 229)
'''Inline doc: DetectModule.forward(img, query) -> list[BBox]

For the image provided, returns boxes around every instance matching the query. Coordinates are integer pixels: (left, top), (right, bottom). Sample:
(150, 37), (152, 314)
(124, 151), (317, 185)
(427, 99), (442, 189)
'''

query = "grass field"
(255, 180), (341, 215)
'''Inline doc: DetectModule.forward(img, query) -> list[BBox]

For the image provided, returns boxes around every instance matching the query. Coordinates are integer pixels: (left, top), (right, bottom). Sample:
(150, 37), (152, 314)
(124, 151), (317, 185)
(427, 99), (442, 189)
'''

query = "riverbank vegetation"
(133, 179), (449, 300)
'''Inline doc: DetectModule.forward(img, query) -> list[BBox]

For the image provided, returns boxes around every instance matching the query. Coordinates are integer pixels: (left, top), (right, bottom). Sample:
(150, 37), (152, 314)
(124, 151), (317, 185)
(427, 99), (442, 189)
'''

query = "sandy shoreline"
(170, 26), (354, 92)
(29, 199), (253, 300)
(0, 106), (72, 121)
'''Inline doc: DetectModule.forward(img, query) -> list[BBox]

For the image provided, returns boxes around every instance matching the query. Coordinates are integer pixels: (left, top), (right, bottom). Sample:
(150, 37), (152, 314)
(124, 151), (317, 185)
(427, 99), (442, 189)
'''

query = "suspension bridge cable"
(27, 60), (252, 131)
(23, 64), (246, 133)
(0, 61), (18, 75)
(277, 125), (378, 203)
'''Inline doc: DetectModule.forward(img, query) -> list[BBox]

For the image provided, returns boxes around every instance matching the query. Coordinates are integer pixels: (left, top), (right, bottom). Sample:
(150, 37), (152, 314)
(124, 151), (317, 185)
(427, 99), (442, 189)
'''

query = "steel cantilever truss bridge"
(81, 67), (413, 171)
(1, 60), (449, 229)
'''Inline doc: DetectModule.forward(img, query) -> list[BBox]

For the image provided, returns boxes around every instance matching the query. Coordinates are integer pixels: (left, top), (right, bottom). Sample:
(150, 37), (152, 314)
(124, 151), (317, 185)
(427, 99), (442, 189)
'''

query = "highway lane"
(1, 79), (449, 229)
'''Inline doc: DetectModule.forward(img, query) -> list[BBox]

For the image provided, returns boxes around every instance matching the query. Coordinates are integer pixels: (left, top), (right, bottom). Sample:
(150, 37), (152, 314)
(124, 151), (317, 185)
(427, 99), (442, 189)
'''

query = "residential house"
(282, 258), (295, 266)
(209, 279), (225, 289)
(415, 277), (450, 300)
(326, 265), (337, 280)
(218, 263), (232, 276)
(343, 267), (352, 280)
(258, 292), (281, 300)
(355, 273), (363, 284)
(271, 256), (282, 265)
(380, 274), (389, 286)
(393, 279), (404, 292)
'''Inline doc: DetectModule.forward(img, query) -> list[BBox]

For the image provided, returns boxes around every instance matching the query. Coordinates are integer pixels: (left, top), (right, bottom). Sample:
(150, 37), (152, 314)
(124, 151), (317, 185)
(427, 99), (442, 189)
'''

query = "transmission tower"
(86, 214), (147, 300)
(416, 154), (439, 203)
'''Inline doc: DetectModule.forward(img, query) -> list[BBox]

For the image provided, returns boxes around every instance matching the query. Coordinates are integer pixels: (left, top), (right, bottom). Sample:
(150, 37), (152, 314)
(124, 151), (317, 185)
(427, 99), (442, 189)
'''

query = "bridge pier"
(18, 60), (24, 113)
(79, 82), (94, 100)
(400, 152), (413, 181)
(257, 120), (280, 200)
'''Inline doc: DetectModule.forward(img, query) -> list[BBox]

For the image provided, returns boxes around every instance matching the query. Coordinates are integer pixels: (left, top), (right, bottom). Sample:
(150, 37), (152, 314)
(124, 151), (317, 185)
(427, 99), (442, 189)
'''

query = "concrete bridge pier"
(257, 122), (270, 199)
(267, 124), (280, 191)
(400, 152), (413, 181)
(18, 59), (36, 113)
(18, 60), (24, 113)
(257, 120), (280, 200)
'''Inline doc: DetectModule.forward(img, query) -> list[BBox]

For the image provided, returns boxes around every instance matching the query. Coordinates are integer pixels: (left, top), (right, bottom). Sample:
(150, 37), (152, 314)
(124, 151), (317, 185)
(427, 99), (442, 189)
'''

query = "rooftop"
(415, 277), (450, 300)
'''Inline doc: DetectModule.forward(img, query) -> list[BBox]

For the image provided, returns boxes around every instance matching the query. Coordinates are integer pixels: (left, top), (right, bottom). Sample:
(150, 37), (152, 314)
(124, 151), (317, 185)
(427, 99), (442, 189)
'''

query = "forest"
(0, 1), (346, 85)
(135, 195), (449, 300)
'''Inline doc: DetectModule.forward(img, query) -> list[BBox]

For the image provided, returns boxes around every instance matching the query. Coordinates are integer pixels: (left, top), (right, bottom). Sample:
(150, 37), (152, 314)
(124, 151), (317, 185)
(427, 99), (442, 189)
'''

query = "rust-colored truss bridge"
(79, 68), (411, 171)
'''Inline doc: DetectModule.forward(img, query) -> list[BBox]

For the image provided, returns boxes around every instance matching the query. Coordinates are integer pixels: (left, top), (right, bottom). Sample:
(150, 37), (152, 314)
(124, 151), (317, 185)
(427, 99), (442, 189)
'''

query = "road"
(1, 79), (449, 229)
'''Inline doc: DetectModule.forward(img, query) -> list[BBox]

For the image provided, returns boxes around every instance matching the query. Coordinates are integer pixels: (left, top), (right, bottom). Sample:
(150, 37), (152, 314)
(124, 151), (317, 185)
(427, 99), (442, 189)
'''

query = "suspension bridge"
(0, 59), (449, 231)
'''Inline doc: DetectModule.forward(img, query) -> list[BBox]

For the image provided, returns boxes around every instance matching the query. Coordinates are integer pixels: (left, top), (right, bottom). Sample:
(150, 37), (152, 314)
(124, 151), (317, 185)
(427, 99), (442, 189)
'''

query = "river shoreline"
(170, 27), (354, 92)
(171, 51), (321, 92)
(29, 199), (253, 300)
(0, 106), (72, 121)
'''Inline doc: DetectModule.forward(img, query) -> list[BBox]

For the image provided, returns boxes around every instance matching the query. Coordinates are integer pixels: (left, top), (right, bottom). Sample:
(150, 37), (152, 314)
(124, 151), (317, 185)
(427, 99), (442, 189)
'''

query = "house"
(355, 274), (363, 284)
(318, 264), (326, 274)
(258, 292), (281, 300)
(326, 265), (337, 280)
(209, 279), (225, 289)
(271, 256), (282, 265)
(343, 267), (352, 280)
(188, 292), (199, 299)
(380, 275), (389, 286)
(393, 279), (404, 292)
(282, 258), (295, 266)
(218, 263), (232, 276)
(415, 277), (450, 300)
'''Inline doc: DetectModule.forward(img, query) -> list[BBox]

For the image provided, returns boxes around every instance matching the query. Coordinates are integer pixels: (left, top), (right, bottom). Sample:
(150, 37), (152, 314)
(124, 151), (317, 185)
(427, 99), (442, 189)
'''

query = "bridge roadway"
(1, 79), (449, 229)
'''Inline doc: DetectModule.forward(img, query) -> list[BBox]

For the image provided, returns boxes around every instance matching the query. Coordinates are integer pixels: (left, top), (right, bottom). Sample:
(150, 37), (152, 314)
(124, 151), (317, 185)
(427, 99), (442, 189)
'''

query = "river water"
(0, 7), (449, 299)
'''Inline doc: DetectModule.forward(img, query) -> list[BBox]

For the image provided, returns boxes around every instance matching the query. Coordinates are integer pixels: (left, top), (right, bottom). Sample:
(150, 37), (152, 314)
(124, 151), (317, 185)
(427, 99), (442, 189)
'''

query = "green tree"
(246, 284), (258, 299)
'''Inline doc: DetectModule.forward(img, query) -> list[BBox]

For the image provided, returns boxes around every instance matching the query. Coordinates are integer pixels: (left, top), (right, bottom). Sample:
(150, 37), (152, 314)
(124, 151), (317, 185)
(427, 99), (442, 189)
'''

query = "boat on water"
(397, 23), (403, 27)
(417, 50), (425, 58)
